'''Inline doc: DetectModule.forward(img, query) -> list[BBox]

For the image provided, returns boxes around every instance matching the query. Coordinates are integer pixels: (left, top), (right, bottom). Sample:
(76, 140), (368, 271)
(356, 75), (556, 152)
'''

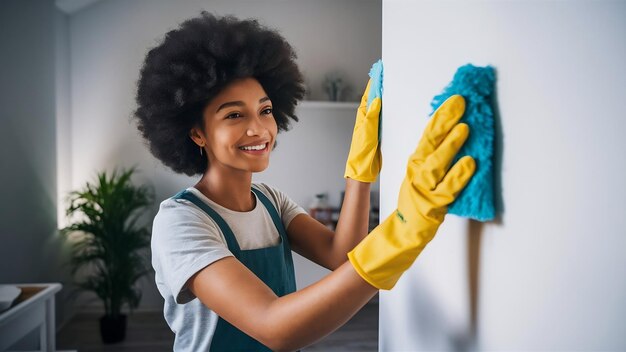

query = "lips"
(238, 142), (268, 151)
(238, 140), (271, 154)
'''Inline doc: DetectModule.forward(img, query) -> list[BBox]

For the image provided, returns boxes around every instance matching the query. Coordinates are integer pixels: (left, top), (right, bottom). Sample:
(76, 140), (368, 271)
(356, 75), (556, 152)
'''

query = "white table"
(0, 283), (62, 352)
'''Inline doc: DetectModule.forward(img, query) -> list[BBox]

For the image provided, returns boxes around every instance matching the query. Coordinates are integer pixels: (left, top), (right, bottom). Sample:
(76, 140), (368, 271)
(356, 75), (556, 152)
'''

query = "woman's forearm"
(332, 178), (372, 258)
(261, 261), (378, 351)
(189, 255), (378, 351)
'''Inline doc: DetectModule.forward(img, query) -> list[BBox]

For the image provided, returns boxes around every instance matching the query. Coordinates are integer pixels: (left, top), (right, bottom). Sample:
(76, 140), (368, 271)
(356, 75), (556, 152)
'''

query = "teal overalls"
(173, 187), (297, 351)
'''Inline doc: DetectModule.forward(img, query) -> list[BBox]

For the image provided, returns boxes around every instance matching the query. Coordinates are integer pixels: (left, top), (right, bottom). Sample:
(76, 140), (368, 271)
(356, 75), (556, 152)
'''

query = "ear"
(189, 127), (204, 147)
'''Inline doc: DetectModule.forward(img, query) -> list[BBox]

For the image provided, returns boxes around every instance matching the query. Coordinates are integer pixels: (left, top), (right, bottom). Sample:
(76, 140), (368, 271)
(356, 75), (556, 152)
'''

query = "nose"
(246, 114), (268, 137)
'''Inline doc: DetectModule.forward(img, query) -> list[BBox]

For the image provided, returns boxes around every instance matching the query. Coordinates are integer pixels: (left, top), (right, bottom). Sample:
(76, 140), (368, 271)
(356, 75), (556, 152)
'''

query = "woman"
(134, 12), (475, 351)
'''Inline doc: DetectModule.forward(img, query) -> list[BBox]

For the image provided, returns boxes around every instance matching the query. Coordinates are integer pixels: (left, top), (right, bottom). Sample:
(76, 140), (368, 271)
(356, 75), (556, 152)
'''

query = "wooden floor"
(57, 303), (378, 351)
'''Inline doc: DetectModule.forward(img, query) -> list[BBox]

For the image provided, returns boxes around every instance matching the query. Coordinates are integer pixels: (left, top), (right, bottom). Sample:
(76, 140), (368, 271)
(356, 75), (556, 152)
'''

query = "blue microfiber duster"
(367, 59), (384, 107)
(367, 60), (384, 140)
(430, 64), (496, 221)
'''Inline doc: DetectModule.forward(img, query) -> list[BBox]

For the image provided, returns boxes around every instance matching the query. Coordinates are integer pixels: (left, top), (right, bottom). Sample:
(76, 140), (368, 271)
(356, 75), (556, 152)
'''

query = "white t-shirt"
(151, 183), (307, 351)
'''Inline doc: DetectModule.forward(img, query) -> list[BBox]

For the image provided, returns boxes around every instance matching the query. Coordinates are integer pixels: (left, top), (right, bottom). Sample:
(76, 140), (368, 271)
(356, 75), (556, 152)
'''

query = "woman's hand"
(348, 95), (476, 290)
(344, 79), (382, 183)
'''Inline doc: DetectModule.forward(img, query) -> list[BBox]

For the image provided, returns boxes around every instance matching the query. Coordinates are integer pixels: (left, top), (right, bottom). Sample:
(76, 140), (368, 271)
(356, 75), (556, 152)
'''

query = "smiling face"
(190, 77), (278, 175)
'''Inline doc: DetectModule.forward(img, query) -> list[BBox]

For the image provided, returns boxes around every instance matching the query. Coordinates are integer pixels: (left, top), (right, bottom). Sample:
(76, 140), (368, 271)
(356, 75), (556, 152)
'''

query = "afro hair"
(134, 12), (305, 175)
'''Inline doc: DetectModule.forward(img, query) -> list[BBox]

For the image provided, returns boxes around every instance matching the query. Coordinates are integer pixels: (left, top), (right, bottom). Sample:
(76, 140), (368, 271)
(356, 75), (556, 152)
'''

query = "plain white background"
(380, 0), (626, 350)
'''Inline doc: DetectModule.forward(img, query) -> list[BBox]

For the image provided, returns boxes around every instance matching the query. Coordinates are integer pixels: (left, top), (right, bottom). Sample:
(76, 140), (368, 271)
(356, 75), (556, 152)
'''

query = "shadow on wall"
(464, 70), (504, 351)
(463, 70), (505, 350)
(395, 272), (477, 351)
(1, 112), (75, 330)
(399, 69), (506, 350)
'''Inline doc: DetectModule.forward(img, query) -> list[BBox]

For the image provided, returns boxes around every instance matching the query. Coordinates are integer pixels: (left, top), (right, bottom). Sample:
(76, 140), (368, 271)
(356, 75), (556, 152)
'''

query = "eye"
(261, 107), (273, 116)
(225, 112), (242, 119)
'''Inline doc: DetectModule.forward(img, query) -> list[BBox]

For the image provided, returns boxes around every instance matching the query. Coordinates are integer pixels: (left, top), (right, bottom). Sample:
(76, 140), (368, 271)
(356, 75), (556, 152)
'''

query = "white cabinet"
(0, 283), (62, 352)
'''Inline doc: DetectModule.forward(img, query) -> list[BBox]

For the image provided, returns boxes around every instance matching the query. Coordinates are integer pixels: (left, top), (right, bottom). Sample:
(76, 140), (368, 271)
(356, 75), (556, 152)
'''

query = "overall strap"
(251, 187), (297, 288)
(251, 188), (286, 239)
(172, 190), (242, 253)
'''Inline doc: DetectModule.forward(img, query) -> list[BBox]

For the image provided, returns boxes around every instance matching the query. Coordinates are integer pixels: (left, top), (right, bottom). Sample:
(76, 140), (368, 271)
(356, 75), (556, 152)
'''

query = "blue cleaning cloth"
(367, 60), (384, 107)
(430, 64), (496, 221)
(367, 59), (384, 140)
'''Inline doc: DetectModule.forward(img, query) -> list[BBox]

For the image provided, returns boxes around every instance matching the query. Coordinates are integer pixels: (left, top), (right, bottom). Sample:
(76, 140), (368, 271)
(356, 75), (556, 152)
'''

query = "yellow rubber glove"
(348, 95), (476, 290)
(344, 79), (382, 183)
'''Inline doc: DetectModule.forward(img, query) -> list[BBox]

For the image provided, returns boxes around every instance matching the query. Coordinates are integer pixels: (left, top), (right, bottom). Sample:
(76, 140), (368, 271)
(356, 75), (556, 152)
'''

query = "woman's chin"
(249, 161), (270, 173)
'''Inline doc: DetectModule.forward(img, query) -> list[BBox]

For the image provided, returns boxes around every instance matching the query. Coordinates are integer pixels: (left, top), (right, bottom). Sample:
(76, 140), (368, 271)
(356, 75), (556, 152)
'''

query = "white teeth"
(239, 143), (267, 151)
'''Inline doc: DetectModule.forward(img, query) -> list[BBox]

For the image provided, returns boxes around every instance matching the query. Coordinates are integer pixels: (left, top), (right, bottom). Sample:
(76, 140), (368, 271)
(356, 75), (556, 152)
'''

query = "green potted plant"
(61, 168), (154, 344)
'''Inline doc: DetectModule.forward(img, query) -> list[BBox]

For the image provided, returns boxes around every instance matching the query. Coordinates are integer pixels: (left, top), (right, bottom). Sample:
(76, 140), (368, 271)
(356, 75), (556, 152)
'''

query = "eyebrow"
(216, 96), (271, 113)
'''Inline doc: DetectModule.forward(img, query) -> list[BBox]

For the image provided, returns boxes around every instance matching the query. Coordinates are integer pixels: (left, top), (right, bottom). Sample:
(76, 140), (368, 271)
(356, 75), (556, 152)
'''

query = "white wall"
(0, 0), (69, 325)
(64, 0), (381, 310)
(380, 0), (626, 350)
(0, 0), (57, 283)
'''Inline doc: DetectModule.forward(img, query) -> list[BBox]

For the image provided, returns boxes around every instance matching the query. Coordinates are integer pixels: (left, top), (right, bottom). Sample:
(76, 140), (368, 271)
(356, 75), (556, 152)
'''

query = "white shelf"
(297, 101), (359, 109)
(0, 283), (62, 351)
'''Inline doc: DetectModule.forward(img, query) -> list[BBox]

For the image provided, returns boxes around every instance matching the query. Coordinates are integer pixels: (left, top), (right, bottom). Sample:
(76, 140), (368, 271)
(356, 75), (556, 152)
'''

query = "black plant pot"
(99, 314), (127, 344)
